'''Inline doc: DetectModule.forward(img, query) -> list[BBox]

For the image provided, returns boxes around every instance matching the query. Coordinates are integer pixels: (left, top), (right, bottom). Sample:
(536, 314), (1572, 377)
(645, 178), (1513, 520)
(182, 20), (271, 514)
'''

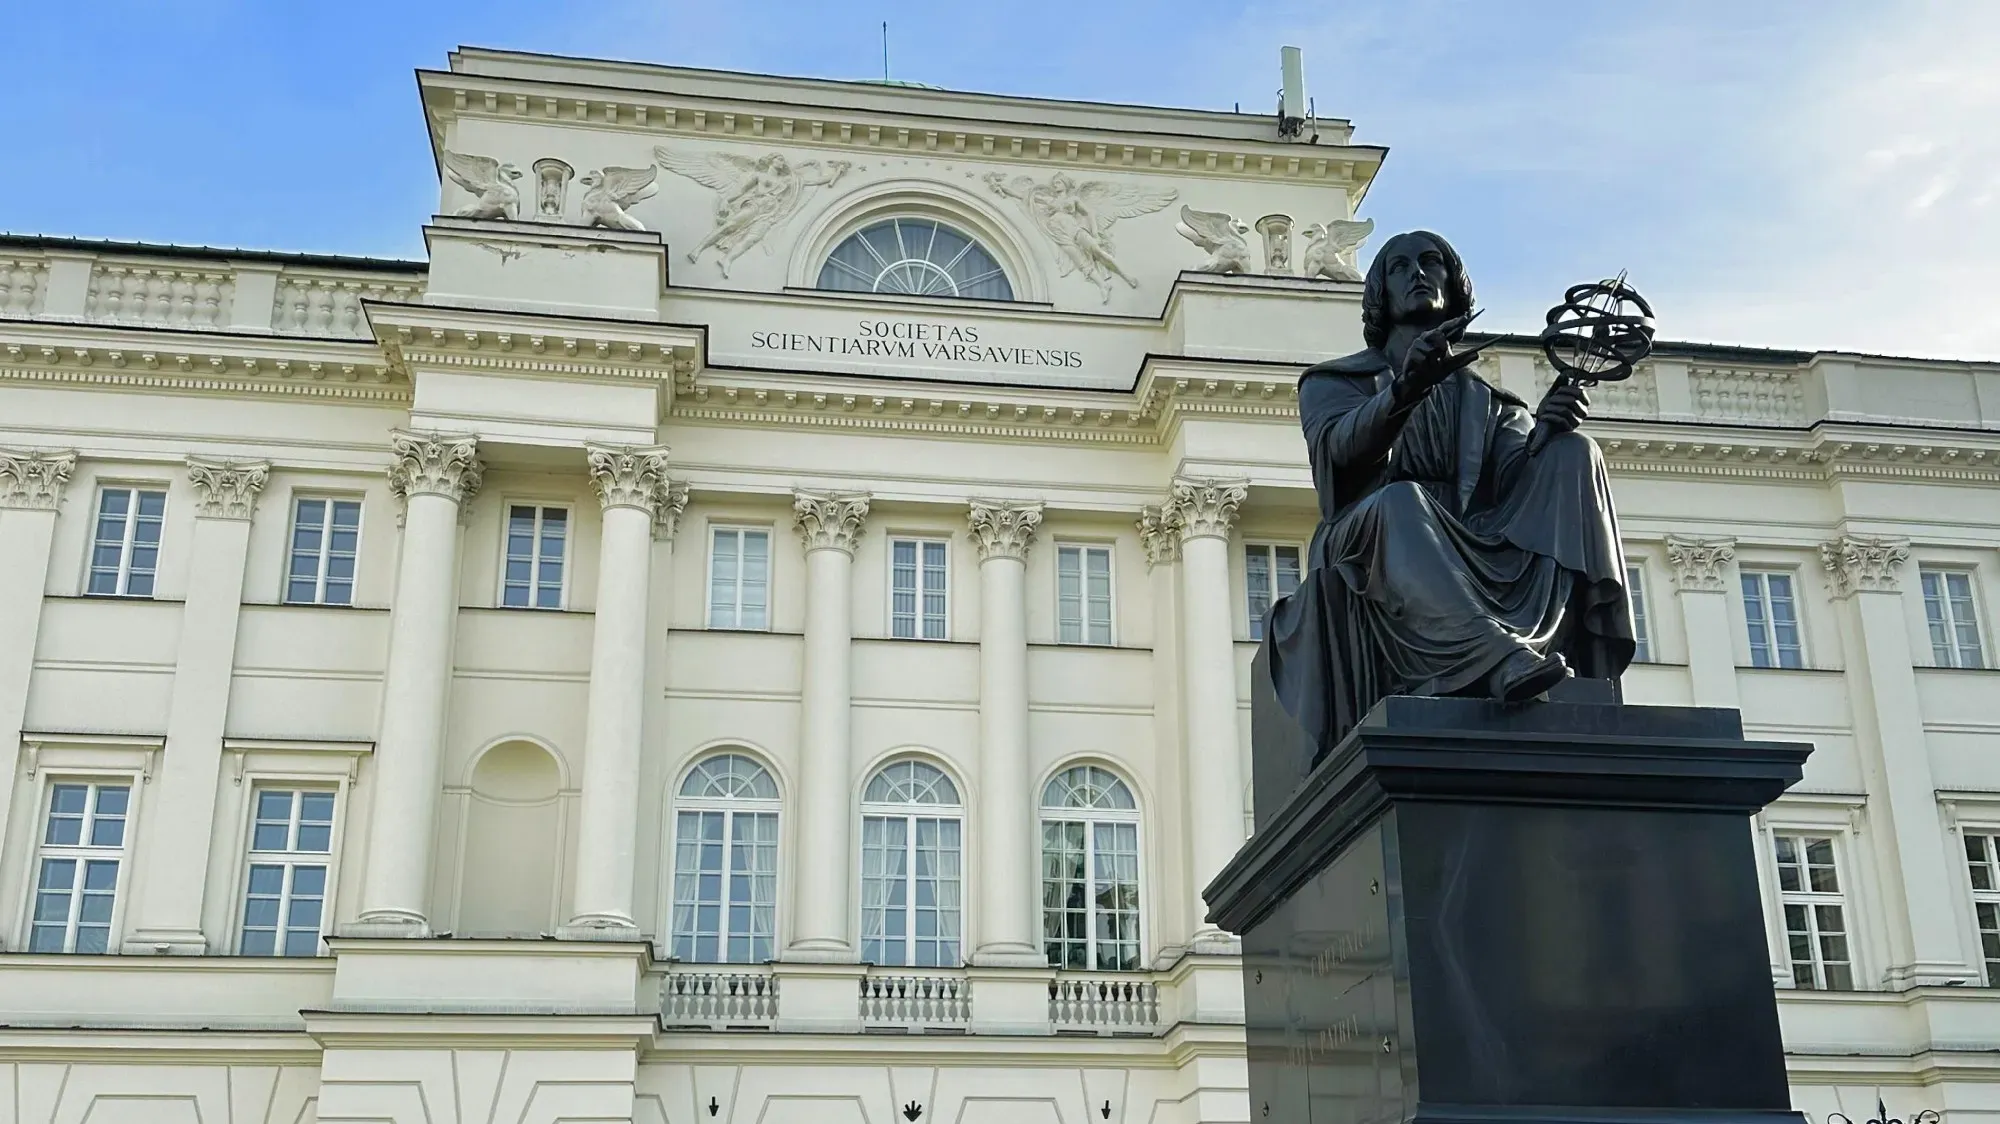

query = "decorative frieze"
(387, 431), (483, 506)
(793, 489), (870, 555)
(1820, 534), (1911, 598)
(1137, 505), (1181, 568)
(0, 448), (77, 510)
(653, 480), (691, 542)
(967, 499), (1045, 562)
(1164, 476), (1248, 541)
(1664, 535), (1736, 592)
(185, 457), (269, 520)
(585, 443), (672, 512)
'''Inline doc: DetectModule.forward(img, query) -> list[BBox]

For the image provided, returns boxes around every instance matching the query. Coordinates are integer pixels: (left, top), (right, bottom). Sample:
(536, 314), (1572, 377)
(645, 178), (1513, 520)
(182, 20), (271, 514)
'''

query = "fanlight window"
(671, 753), (779, 964)
(861, 759), (963, 967)
(1041, 764), (1141, 971)
(817, 218), (1014, 301)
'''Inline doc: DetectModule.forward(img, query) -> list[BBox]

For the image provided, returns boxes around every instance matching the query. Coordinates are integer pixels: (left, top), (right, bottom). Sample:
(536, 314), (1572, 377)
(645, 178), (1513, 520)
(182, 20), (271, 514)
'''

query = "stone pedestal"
(1206, 651), (1811, 1124)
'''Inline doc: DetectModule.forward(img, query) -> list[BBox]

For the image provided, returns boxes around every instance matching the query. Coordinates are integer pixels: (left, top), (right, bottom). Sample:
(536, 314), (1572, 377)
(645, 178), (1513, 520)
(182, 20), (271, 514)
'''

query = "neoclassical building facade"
(0, 46), (1997, 1124)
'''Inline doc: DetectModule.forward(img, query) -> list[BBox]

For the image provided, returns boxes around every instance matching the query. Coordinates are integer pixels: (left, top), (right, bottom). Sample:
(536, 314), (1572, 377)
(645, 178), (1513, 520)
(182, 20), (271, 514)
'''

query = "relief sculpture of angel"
(983, 172), (1178, 303)
(655, 148), (853, 277)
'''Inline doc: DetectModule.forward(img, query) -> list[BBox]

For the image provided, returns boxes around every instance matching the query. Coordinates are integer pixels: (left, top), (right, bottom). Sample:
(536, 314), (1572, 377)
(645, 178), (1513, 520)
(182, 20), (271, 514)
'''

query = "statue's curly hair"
(1361, 230), (1475, 350)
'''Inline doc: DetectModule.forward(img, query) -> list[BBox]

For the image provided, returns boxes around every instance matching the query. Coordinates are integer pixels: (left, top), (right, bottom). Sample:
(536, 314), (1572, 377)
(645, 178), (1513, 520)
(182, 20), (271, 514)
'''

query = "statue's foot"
(1487, 650), (1571, 703)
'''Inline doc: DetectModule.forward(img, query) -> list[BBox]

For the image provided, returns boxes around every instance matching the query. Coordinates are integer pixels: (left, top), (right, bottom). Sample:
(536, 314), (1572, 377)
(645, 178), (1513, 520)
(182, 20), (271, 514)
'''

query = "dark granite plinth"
(1207, 649), (1812, 1124)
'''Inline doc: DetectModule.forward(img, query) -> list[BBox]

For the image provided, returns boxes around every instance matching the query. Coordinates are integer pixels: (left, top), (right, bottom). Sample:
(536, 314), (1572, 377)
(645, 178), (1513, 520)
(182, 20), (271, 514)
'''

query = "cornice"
(0, 320), (404, 402)
(366, 302), (701, 386)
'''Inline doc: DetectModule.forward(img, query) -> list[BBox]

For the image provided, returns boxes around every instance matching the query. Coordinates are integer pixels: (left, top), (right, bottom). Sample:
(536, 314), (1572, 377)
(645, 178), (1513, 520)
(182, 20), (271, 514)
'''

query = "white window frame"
(218, 739), (366, 959)
(1740, 568), (1805, 669)
(1245, 541), (1304, 643)
(859, 760), (965, 969)
(11, 737), (158, 956)
(1953, 811), (2000, 987)
(1919, 567), (1986, 669)
(1056, 542), (1116, 646)
(1770, 829), (1855, 991)
(668, 753), (782, 965)
(1626, 561), (1654, 663)
(1039, 764), (1144, 972)
(887, 535), (951, 641)
(284, 494), (364, 606)
(85, 483), (168, 598)
(498, 502), (572, 610)
(706, 524), (774, 631)
(25, 777), (135, 954)
(237, 787), (338, 956)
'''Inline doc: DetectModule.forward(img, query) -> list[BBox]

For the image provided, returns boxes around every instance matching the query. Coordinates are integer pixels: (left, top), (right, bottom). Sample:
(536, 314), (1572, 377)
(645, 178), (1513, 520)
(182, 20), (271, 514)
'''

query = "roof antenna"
(882, 21), (890, 83)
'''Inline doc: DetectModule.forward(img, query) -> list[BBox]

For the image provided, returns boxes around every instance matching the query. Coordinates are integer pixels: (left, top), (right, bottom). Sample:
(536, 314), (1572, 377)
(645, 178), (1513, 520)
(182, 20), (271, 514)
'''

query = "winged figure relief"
(1301, 218), (1376, 282)
(579, 165), (659, 231)
(1175, 206), (1253, 275)
(654, 147), (853, 277)
(443, 150), (524, 221)
(983, 172), (1178, 303)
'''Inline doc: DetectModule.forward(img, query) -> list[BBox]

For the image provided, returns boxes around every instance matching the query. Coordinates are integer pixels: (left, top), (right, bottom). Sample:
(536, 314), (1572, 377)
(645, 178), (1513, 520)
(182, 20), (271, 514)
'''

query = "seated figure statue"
(1265, 229), (1636, 757)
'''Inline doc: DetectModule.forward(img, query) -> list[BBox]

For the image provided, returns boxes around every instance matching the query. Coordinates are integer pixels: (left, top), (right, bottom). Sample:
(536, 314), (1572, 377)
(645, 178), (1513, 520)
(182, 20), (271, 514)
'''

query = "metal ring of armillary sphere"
(1537, 278), (1657, 385)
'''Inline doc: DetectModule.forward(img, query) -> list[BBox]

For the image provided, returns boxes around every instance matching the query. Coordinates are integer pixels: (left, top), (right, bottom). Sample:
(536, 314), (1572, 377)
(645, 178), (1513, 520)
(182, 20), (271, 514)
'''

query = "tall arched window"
(817, 218), (1014, 301)
(860, 759), (963, 967)
(670, 753), (779, 963)
(1041, 765), (1141, 970)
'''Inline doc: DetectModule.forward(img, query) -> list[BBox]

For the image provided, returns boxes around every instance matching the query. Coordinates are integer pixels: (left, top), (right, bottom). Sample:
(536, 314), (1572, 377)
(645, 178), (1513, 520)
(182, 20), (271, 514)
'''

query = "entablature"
(0, 316), (404, 404)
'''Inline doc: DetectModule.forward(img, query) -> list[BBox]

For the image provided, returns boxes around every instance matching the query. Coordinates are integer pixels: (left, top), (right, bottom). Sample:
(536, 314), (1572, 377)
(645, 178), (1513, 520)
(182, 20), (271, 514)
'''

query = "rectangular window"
(1041, 819), (1141, 971)
(1921, 569), (1985, 669)
(1057, 544), (1114, 646)
(501, 505), (568, 609)
(1246, 543), (1303, 642)
(670, 809), (778, 963)
(29, 781), (130, 953)
(1966, 832), (2000, 986)
(1773, 833), (1853, 990)
(285, 497), (362, 605)
(1627, 563), (1653, 663)
(708, 527), (771, 630)
(1741, 570), (1804, 669)
(890, 538), (949, 640)
(239, 789), (335, 956)
(860, 814), (962, 967)
(87, 487), (165, 597)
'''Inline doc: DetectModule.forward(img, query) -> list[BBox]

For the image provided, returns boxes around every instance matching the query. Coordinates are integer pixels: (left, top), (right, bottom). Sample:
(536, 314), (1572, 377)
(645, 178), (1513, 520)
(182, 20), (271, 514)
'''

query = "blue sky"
(7, 1), (1995, 358)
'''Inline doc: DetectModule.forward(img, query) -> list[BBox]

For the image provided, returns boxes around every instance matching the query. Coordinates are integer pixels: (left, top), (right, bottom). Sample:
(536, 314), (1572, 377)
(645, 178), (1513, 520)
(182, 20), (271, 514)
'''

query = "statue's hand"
(1536, 381), (1591, 436)
(1393, 313), (1475, 405)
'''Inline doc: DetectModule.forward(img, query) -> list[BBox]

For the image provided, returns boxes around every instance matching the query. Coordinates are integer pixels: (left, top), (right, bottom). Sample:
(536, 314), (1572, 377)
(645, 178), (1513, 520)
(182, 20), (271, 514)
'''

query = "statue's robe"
(1266, 347), (1636, 758)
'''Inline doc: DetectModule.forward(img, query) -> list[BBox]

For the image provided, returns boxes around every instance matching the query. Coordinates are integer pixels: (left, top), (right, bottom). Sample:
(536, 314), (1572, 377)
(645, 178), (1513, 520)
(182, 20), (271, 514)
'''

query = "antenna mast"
(882, 22), (890, 82)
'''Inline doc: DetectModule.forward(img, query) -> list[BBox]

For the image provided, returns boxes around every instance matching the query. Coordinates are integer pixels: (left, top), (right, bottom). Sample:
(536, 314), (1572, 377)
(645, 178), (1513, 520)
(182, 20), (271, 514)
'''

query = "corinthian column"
(1664, 535), (1741, 708)
(967, 499), (1047, 966)
(125, 457), (269, 953)
(0, 451), (76, 899)
(1165, 476), (1249, 946)
(785, 489), (870, 961)
(351, 432), (482, 936)
(565, 444), (674, 939)
(1822, 534), (1976, 985)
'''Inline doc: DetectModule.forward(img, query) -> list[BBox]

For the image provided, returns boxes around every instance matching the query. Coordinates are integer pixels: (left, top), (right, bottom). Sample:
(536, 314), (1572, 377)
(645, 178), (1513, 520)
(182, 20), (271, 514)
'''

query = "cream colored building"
(0, 45), (1997, 1124)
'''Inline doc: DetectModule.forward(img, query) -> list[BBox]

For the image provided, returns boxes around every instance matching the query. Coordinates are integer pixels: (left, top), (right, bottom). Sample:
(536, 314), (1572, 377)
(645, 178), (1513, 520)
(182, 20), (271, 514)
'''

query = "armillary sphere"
(1527, 273), (1656, 455)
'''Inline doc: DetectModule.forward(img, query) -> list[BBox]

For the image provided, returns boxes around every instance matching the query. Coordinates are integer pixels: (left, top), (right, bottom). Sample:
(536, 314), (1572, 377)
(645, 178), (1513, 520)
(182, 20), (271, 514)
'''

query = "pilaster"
(785, 489), (869, 960)
(1664, 534), (1741, 709)
(123, 457), (269, 953)
(967, 499), (1046, 967)
(1163, 475), (1248, 949)
(0, 449), (76, 901)
(1820, 534), (1976, 986)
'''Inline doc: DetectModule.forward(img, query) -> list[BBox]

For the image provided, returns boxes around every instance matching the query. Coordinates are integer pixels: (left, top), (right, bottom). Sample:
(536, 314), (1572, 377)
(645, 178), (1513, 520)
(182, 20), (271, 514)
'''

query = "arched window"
(1041, 765), (1141, 970)
(670, 753), (779, 963)
(817, 218), (1014, 301)
(860, 759), (963, 967)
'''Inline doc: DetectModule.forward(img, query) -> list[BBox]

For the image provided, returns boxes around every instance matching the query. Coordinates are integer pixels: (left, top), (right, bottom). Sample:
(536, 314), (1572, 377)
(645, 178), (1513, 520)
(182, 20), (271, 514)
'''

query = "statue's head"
(1361, 230), (1474, 349)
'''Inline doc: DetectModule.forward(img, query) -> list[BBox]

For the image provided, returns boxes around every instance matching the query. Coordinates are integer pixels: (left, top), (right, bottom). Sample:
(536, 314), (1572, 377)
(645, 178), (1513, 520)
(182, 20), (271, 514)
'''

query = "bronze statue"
(1265, 230), (1637, 756)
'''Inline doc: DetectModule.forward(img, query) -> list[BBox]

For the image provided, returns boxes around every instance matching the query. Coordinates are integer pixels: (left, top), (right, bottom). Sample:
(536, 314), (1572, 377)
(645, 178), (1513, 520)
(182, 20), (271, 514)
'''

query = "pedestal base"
(1207, 663), (1812, 1124)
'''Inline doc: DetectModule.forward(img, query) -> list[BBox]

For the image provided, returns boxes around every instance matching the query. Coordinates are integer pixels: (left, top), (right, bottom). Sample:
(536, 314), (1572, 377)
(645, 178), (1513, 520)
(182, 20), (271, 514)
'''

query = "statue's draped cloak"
(1266, 348), (1636, 756)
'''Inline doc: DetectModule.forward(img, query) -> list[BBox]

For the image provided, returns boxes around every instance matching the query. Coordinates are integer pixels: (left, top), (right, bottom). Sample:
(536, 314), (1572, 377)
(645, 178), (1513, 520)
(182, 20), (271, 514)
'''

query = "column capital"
(1164, 476), (1248, 541)
(1137, 505), (1181, 569)
(1664, 534), (1736, 592)
(653, 480), (692, 542)
(585, 443), (672, 513)
(967, 499), (1045, 562)
(185, 457), (269, 520)
(0, 448), (78, 511)
(388, 431), (483, 506)
(1821, 534), (1910, 598)
(794, 489), (870, 555)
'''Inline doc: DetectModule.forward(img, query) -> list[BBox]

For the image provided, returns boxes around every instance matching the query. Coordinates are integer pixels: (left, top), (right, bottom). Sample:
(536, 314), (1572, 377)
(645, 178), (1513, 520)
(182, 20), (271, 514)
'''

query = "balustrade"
(1692, 366), (1806, 424)
(0, 258), (48, 317)
(271, 273), (424, 337)
(1049, 973), (1162, 1033)
(659, 967), (778, 1027)
(85, 264), (234, 328)
(859, 970), (972, 1029)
